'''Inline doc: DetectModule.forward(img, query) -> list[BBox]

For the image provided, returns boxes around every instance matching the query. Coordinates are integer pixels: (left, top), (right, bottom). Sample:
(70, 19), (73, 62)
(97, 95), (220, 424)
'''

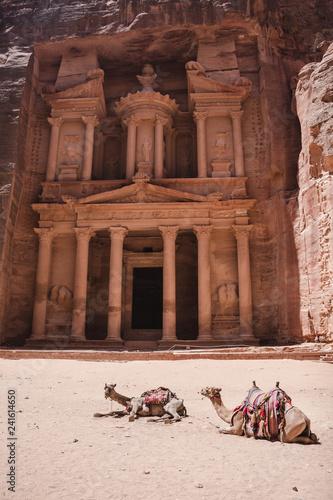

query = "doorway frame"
(122, 251), (163, 340)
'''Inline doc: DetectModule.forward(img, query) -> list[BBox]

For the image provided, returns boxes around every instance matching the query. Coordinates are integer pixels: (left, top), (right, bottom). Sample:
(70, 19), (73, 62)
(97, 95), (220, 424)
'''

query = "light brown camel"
(97, 383), (186, 422)
(201, 382), (319, 444)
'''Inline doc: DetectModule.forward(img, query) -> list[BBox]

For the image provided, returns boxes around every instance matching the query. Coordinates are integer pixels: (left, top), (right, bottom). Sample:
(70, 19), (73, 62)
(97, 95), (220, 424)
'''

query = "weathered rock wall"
(0, 0), (332, 344)
(294, 44), (333, 342)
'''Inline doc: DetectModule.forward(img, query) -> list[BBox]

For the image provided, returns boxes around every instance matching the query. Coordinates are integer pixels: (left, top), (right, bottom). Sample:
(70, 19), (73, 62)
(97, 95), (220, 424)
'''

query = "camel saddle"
(141, 387), (175, 406)
(232, 385), (293, 441)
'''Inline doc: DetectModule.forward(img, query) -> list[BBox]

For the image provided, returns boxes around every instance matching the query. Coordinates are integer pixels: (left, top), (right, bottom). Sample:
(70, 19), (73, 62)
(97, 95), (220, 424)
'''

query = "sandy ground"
(0, 357), (332, 500)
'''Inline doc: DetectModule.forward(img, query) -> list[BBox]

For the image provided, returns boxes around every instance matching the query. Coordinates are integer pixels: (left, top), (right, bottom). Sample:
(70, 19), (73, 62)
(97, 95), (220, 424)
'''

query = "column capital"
(231, 224), (253, 239)
(165, 127), (175, 137)
(158, 225), (179, 241)
(193, 225), (214, 240)
(155, 115), (168, 127)
(34, 227), (54, 241)
(74, 227), (96, 241)
(109, 226), (128, 240)
(47, 117), (63, 128)
(193, 110), (209, 123)
(123, 115), (140, 127)
(229, 110), (244, 121)
(82, 115), (99, 127)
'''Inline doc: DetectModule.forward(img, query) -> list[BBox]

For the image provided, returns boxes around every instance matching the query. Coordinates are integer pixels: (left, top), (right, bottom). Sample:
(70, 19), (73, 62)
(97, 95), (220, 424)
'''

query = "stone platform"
(1, 343), (332, 362)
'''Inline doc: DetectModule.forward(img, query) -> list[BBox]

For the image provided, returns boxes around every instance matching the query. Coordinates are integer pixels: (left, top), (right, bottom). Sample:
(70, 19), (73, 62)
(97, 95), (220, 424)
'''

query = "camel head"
(201, 387), (222, 400)
(104, 383), (116, 400)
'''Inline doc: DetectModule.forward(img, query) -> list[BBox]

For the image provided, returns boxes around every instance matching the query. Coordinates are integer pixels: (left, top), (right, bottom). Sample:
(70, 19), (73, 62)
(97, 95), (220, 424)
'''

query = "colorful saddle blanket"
(141, 387), (175, 406)
(232, 386), (293, 441)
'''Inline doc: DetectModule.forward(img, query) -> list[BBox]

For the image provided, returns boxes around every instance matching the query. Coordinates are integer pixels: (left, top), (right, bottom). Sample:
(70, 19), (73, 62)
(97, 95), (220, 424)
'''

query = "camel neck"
(210, 395), (233, 424)
(112, 391), (131, 407)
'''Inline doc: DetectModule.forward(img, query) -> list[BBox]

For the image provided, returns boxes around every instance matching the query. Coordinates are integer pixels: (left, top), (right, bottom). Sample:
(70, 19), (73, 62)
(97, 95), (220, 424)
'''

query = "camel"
(97, 383), (186, 422)
(201, 382), (319, 444)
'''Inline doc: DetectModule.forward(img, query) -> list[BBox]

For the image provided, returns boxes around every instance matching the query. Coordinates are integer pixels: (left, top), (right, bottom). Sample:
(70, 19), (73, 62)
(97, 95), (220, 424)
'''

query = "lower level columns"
(231, 225), (256, 342)
(159, 226), (179, 344)
(71, 227), (95, 340)
(31, 228), (54, 339)
(193, 225), (214, 341)
(107, 227), (128, 343)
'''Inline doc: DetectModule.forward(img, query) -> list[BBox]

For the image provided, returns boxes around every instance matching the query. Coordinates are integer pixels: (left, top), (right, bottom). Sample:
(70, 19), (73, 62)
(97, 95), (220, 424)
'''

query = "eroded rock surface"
(295, 43), (333, 342)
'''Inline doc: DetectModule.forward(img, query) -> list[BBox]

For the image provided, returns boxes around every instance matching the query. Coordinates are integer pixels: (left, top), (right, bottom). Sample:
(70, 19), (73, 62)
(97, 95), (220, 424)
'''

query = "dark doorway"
(131, 267), (163, 329)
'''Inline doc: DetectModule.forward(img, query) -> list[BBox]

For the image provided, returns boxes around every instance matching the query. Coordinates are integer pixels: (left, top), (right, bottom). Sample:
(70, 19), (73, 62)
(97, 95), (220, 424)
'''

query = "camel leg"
(163, 401), (182, 420)
(219, 425), (243, 435)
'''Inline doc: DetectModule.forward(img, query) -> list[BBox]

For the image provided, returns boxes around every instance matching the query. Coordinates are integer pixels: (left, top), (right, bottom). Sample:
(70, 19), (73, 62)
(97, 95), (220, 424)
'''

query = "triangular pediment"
(70, 181), (211, 205)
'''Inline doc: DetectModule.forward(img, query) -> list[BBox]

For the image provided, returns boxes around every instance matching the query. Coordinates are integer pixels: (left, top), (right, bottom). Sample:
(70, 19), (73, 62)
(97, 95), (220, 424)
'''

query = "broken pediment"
(185, 61), (252, 98)
(63, 181), (216, 205)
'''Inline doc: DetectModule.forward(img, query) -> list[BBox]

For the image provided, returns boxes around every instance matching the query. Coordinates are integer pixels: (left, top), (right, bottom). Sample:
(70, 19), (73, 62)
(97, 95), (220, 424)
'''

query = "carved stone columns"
(46, 117), (63, 182)
(107, 227), (128, 343)
(231, 225), (256, 342)
(81, 115), (99, 181)
(194, 111), (208, 178)
(165, 128), (173, 177)
(193, 225), (214, 341)
(229, 111), (245, 177)
(31, 228), (54, 339)
(71, 227), (95, 340)
(155, 116), (168, 179)
(124, 116), (139, 180)
(159, 226), (179, 343)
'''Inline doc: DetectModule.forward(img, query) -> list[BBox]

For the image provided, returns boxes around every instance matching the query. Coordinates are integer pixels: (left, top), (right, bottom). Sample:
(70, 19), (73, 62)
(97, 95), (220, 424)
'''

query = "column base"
(105, 337), (124, 347)
(158, 338), (178, 348)
(239, 334), (259, 345)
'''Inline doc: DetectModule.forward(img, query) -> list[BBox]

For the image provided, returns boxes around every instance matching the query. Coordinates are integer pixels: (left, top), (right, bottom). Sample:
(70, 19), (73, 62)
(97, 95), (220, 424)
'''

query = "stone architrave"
(193, 225), (214, 341)
(81, 115), (99, 181)
(123, 115), (139, 180)
(229, 111), (245, 177)
(158, 225), (179, 343)
(193, 111), (209, 178)
(71, 227), (95, 340)
(31, 228), (54, 339)
(155, 115), (168, 179)
(107, 227), (128, 343)
(46, 117), (63, 182)
(231, 225), (256, 342)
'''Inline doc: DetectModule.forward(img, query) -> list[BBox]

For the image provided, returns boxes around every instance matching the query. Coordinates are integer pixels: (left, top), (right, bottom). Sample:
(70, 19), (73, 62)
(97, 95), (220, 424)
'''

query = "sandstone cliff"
(0, 0), (332, 344)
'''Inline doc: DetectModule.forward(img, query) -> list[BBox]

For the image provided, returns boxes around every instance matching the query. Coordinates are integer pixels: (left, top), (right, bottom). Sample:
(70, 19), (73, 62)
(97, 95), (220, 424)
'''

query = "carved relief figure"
(61, 135), (82, 164)
(218, 283), (238, 315)
(213, 132), (230, 159)
(139, 137), (152, 162)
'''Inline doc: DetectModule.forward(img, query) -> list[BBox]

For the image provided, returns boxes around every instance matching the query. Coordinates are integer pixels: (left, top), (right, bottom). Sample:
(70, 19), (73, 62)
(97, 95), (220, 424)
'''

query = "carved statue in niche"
(106, 155), (120, 174)
(218, 283), (238, 316)
(177, 135), (192, 175)
(60, 135), (82, 164)
(47, 285), (73, 323)
(139, 137), (152, 162)
(136, 64), (158, 93)
(212, 132), (230, 159)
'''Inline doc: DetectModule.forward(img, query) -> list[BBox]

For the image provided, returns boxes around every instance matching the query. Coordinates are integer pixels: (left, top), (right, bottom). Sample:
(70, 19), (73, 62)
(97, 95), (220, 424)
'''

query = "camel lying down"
(97, 383), (186, 422)
(201, 382), (319, 444)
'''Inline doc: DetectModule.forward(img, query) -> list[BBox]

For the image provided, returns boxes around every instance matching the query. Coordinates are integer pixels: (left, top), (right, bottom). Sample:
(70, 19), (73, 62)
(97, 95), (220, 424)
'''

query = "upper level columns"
(229, 111), (245, 177)
(165, 128), (173, 177)
(71, 227), (95, 340)
(194, 111), (208, 178)
(193, 224), (214, 341)
(231, 225), (256, 342)
(123, 115), (139, 180)
(81, 115), (99, 181)
(154, 116), (168, 179)
(159, 225), (179, 343)
(107, 227), (128, 343)
(46, 117), (63, 181)
(31, 228), (54, 339)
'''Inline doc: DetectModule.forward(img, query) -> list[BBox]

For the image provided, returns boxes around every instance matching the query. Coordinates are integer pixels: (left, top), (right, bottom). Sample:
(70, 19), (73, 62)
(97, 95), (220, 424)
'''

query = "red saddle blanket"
(141, 387), (175, 406)
(232, 386), (293, 440)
